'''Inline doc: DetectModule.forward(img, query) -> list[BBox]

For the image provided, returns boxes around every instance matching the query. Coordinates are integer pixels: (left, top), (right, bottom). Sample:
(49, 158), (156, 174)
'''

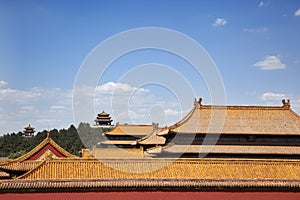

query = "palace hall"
(1, 99), (300, 199)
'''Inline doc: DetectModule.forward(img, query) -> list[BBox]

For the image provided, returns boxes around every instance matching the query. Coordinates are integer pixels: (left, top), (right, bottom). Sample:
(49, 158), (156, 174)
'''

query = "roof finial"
(194, 98), (197, 107)
(198, 98), (202, 106)
(152, 122), (159, 131)
(45, 152), (53, 160)
(194, 98), (203, 108)
(47, 131), (51, 138)
(282, 99), (291, 109)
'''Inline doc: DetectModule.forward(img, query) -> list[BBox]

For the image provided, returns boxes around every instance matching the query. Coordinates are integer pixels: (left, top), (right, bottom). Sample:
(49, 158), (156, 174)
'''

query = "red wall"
(1, 191), (300, 200)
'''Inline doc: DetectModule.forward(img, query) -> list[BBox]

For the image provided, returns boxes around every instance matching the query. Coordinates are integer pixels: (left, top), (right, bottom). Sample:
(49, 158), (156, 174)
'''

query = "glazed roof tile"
(105, 124), (155, 136)
(2, 178), (300, 191)
(0, 135), (76, 173)
(170, 103), (300, 135)
(17, 158), (300, 180)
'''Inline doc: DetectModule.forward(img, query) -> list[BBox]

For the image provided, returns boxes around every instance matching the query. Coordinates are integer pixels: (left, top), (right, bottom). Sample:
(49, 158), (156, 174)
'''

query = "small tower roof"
(23, 124), (35, 135)
(95, 111), (113, 126)
(98, 111), (109, 116)
(24, 124), (35, 130)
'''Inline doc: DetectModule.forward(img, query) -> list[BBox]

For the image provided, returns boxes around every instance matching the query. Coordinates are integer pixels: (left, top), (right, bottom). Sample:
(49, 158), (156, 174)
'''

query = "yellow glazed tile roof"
(0, 160), (41, 172)
(0, 171), (10, 178)
(0, 135), (77, 173)
(170, 103), (300, 135)
(138, 130), (167, 145)
(14, 136), (76, 162)
(17, 158), (300, 180)
(105, 124), (155, 136)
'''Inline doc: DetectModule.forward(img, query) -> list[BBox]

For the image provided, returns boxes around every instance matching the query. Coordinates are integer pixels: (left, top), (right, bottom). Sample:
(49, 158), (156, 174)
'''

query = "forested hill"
(0, 123), (108, 158)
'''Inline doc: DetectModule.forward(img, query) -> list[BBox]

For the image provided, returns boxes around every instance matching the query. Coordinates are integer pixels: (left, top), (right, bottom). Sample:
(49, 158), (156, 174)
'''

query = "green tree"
(77, 122), (108, 149)
(0, 124), (86, 158)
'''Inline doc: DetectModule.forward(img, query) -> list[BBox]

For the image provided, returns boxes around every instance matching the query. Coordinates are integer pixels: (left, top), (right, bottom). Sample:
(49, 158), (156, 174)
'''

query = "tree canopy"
(0, 123), (107, 158)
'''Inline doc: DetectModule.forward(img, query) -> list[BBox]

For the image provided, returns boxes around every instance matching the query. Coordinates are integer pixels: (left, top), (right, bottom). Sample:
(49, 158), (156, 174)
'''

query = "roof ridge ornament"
(152, 122), (159, 131)
(194, 98), (202, 108)
(282, 99), (291, 109)
(45, 152), (53, 160)
(47, 131), (51, 138)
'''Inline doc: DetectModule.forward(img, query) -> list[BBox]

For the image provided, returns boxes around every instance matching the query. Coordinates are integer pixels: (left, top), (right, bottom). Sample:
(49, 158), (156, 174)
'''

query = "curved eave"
(0, 171), (10, 178)
(0, 160), (40, 170)
(2, 178), (300, 192)
(138, 130), (167, 145)
(168, 106), (196, 130)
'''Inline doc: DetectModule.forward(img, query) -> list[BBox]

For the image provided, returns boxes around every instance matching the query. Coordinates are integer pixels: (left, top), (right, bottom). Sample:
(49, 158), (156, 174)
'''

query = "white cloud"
(0, 81), (192, 134)
(95, 82), (148, 94)
(258, 1), (268, 8)
(0, 86), (73, 134)
(260, 92), (286, 101)
(293, 59), (300, 64)
(259, 92), (300, 114)
(0, 80), (8, 87)
(253, 56), (286, 70)
(164, 109), (180, 116)
(0, 88), (42, 103)
(127, 110), (147, 121)
(36, 119), (61, 124)
(295, 8), (300, 16)
(243, 27), (268, 33)
(50, 105), (66, 113)
(19, 106), (39, 114)
(212, 18), (227, 27)
(92, 82), (188, 127)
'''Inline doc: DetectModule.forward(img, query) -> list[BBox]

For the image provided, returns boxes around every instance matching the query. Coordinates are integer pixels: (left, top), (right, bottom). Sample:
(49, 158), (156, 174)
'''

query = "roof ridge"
(14, 137), (49, 162)
(16, 160), (47, 179)
(105, 123), (155, 136)
(47, 137), (77, 158)
(200, 105), (289, 110)
(15, 157), (300, 164)
(118, 124), (154, 126)
(286, 107), (300, 118)
(13, 136), (76, 162)
(105, 125), (126, 135)
(138, 130), (166, 145)
(169, 106), (196, 130)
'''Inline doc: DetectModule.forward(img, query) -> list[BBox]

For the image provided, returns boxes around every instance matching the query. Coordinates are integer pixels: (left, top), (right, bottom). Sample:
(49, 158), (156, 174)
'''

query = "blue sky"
(0, 0), (300, 134)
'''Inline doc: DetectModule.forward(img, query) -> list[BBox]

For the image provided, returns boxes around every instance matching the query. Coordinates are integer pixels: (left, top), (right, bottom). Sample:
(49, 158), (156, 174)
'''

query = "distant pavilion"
(94, 111), (113, 128)
(23, 124), (35, 137)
